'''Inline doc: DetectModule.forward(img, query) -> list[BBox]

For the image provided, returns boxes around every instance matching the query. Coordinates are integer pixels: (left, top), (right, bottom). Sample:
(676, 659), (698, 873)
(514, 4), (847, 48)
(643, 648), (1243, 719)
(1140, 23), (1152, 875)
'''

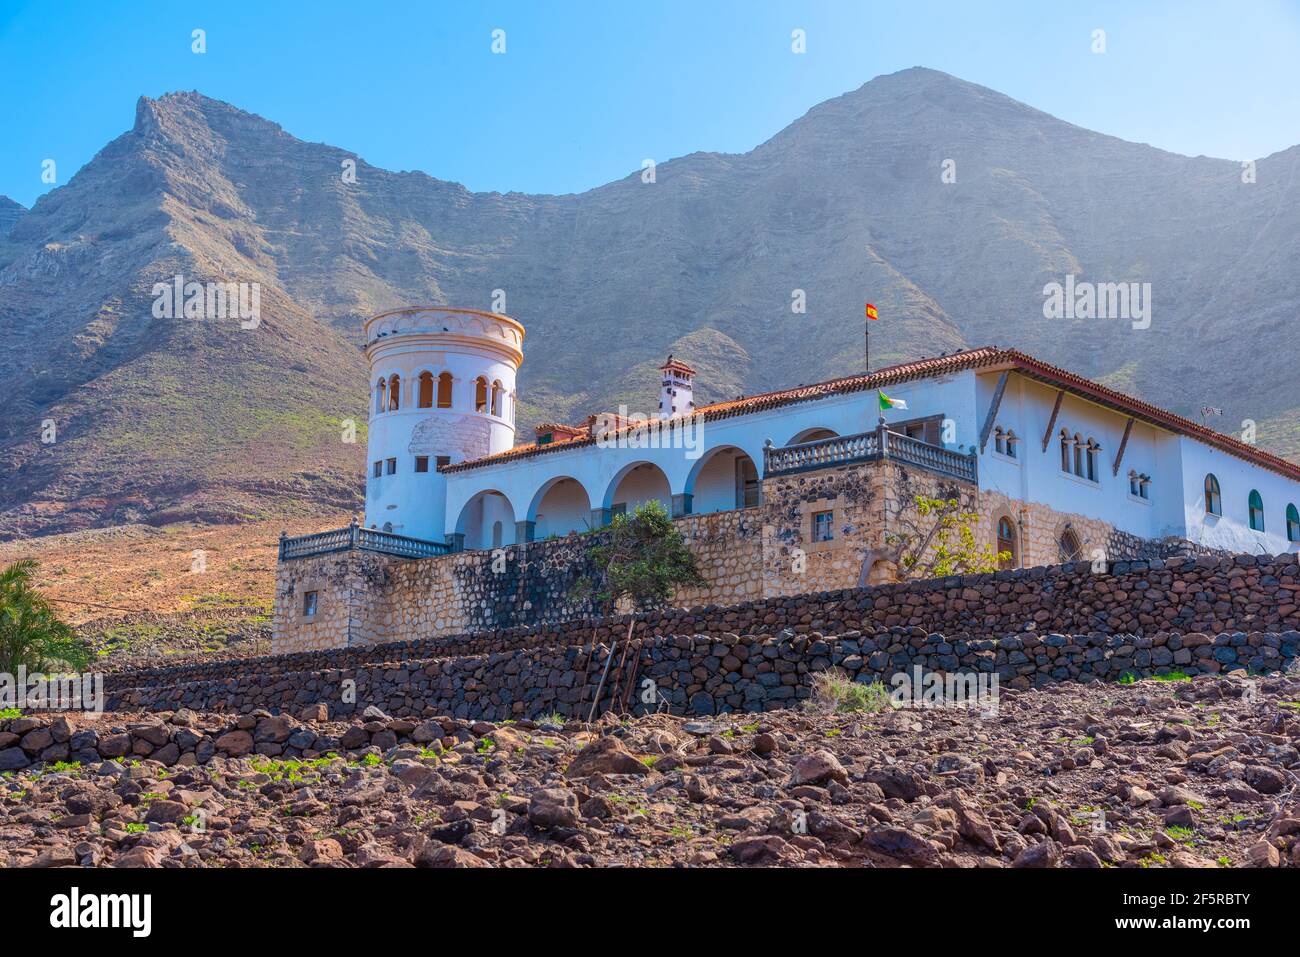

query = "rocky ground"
(2, 671), (1299, 868)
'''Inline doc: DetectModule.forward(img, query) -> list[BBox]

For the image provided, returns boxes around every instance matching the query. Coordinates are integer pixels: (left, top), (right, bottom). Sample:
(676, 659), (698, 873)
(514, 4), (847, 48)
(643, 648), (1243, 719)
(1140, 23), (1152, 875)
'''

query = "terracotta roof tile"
(442, 347), (1300, 482)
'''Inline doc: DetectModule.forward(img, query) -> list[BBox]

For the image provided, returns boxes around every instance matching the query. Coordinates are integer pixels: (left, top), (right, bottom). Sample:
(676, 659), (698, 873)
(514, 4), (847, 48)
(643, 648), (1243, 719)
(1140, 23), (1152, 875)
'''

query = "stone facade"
(275, 457), (1226, 655)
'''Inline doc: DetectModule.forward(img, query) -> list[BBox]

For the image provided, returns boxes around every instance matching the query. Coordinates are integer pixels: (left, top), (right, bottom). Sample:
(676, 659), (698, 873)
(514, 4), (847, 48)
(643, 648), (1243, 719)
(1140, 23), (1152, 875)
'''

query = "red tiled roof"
(442, 347), (1300, 482)
(660, 358), (697, 377)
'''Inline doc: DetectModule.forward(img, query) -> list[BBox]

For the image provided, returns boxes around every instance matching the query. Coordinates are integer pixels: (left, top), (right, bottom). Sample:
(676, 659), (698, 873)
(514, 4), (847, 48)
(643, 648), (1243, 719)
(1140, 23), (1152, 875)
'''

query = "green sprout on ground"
(124, 823), (147, 834)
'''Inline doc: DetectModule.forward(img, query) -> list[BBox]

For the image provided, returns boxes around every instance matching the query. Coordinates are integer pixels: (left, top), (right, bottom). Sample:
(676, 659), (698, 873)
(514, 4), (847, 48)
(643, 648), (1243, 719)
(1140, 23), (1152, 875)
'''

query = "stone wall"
(274, 508), (764, 654)
(106, 624), (1300, 721)
(124, 553), (1300, 718)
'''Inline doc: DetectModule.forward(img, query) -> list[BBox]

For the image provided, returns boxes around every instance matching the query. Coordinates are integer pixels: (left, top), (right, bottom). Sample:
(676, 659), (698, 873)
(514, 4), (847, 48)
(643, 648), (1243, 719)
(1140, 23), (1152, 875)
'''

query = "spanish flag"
(865, 303), (879, 321)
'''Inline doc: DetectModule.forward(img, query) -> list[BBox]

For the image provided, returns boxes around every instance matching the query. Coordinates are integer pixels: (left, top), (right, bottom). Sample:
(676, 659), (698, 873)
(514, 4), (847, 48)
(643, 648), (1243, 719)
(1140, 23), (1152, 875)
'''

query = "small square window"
(373, 461), (382, 478)
(812, 510), (834, 542)
(436, 455), (451, 469)
(385, 457), (397, 475)
(302, 591), (318, 617)
(414, 456), (429, 473)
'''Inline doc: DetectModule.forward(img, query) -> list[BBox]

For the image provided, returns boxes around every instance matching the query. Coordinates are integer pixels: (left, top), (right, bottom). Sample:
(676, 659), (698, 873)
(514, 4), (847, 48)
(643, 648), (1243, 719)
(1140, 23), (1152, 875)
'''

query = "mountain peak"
(133, 91), (285, 143)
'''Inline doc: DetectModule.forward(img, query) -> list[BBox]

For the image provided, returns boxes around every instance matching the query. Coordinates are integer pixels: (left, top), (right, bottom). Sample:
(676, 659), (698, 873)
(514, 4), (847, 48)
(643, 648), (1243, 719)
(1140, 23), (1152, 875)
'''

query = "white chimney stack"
(657, 356), (696, 419)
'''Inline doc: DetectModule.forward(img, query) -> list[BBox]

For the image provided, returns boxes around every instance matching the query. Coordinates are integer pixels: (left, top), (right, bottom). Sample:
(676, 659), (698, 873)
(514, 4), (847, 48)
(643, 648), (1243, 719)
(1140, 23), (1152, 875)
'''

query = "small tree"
(883, 495), (1007, 581)
(572, 500), (705, 719)
(0, 560), (90, 674)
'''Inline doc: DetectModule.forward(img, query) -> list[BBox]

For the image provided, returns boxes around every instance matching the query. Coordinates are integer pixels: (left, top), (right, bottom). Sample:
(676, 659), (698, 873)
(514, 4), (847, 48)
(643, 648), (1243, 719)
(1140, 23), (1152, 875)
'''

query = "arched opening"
(1204, 473), (1221, 515)
(1059, 528), (1082, 562)
(605, 461), (673, 517)
(1059, 429), (1071, 472)
(474, 377), (489, 413)
(1248, 489), (1265, 532)
(417, 371), (434, 409)
(374, 380), (386, 414)
(437, 372), (453, 409)
(685, 446), (762, 513)
(491, 380), (503, 417)
(529, 477), (594, 539)
(456, 490), (517, 550)
(387, 373), (401, 412)
(1287, 504), (1299, 543)
(788, 427), (838, 445)
(996, 516), (1018, 570)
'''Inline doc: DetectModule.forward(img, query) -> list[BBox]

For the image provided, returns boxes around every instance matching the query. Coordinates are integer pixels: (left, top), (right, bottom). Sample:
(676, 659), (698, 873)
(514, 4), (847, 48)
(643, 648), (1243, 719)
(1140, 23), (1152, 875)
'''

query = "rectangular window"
(812, 510), (834, 542)
(372, 461), (382, 478)
(385, 457), (397, 475)
(436, 455), (451, 469)
(610, 503), (627, 518)
(302, 591), (318, 617)
(414, 456), (429, 473)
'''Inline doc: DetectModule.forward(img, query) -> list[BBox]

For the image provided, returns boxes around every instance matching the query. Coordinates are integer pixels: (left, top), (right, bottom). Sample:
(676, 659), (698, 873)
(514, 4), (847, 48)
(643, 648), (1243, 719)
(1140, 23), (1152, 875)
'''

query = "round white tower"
(363, 306), (524, 542)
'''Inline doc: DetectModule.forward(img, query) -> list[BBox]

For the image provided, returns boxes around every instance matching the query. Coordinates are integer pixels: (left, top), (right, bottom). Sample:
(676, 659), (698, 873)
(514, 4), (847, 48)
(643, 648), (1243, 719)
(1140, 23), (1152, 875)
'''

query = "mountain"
(1, 68), (1298, 538)
(0, 197), (23, 238)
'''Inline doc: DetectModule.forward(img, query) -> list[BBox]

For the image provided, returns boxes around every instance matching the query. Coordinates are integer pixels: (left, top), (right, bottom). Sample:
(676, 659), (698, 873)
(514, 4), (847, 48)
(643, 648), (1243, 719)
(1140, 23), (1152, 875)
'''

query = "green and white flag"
(879, 390), (908, 411)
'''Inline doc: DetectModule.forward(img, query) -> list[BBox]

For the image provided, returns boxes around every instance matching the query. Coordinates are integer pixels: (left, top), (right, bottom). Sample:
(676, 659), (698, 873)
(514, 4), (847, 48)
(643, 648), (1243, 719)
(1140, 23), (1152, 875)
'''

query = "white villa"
(360, 306), (1300, 571)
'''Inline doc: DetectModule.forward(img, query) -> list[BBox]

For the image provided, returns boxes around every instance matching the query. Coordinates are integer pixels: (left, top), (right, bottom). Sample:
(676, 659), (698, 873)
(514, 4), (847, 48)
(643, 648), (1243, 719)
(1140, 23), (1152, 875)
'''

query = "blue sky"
(2, 0), (1299, 208)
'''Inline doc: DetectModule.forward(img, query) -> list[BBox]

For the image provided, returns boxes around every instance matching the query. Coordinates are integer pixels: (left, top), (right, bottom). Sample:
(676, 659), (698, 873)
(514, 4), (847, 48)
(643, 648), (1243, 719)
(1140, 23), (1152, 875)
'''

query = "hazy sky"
(2, 0), (1299, 208)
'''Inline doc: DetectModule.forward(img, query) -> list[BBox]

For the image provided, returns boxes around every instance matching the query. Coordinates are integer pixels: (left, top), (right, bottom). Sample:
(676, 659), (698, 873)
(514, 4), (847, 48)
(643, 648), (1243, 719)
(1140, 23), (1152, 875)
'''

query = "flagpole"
(864, 303), (870, 373)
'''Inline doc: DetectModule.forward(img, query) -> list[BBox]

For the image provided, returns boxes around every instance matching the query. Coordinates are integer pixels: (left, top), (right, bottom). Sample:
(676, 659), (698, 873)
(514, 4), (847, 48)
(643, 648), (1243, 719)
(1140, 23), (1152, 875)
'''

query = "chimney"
(657, 356), (696, 419)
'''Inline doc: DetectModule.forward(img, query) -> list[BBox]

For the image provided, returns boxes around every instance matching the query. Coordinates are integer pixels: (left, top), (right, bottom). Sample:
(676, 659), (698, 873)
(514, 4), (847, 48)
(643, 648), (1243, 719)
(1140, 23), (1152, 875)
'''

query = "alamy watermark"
(0, 667), (104, 713)
(152, 274), (260, 329)
(593, 406), (705, 459)
(1042, 274), (1150, 329)
(889, 665), (999, 717)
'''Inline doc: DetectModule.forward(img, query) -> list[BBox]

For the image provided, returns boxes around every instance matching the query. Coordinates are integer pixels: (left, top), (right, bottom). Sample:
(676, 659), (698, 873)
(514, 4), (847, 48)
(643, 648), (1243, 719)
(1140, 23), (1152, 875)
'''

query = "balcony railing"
(279, 521), (450, 562)
(764, 426), (977, 484)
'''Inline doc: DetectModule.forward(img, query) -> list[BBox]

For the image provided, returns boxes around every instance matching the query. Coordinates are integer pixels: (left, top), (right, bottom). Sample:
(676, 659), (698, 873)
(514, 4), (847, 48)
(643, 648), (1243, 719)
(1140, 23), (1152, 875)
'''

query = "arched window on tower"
(1059, 430), (1071, 472)
(1072, 434), (1084, 477)
(1287, 504), (1300, 543)
(437, 372), (453, 409)
(491, 380), (503, 417)
(475, 377), (488, 413)
(387, 373), (401, 412)
(1248, 490), (1265, 532)
(1204, 474), (1221, 515)
(375, 380), (386, 414)
(418, 371), (434, 409)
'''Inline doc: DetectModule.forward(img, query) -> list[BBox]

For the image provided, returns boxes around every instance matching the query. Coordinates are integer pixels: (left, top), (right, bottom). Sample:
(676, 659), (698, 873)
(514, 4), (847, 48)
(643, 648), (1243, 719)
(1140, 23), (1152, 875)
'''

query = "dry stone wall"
(117, 553), (1300, 719)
